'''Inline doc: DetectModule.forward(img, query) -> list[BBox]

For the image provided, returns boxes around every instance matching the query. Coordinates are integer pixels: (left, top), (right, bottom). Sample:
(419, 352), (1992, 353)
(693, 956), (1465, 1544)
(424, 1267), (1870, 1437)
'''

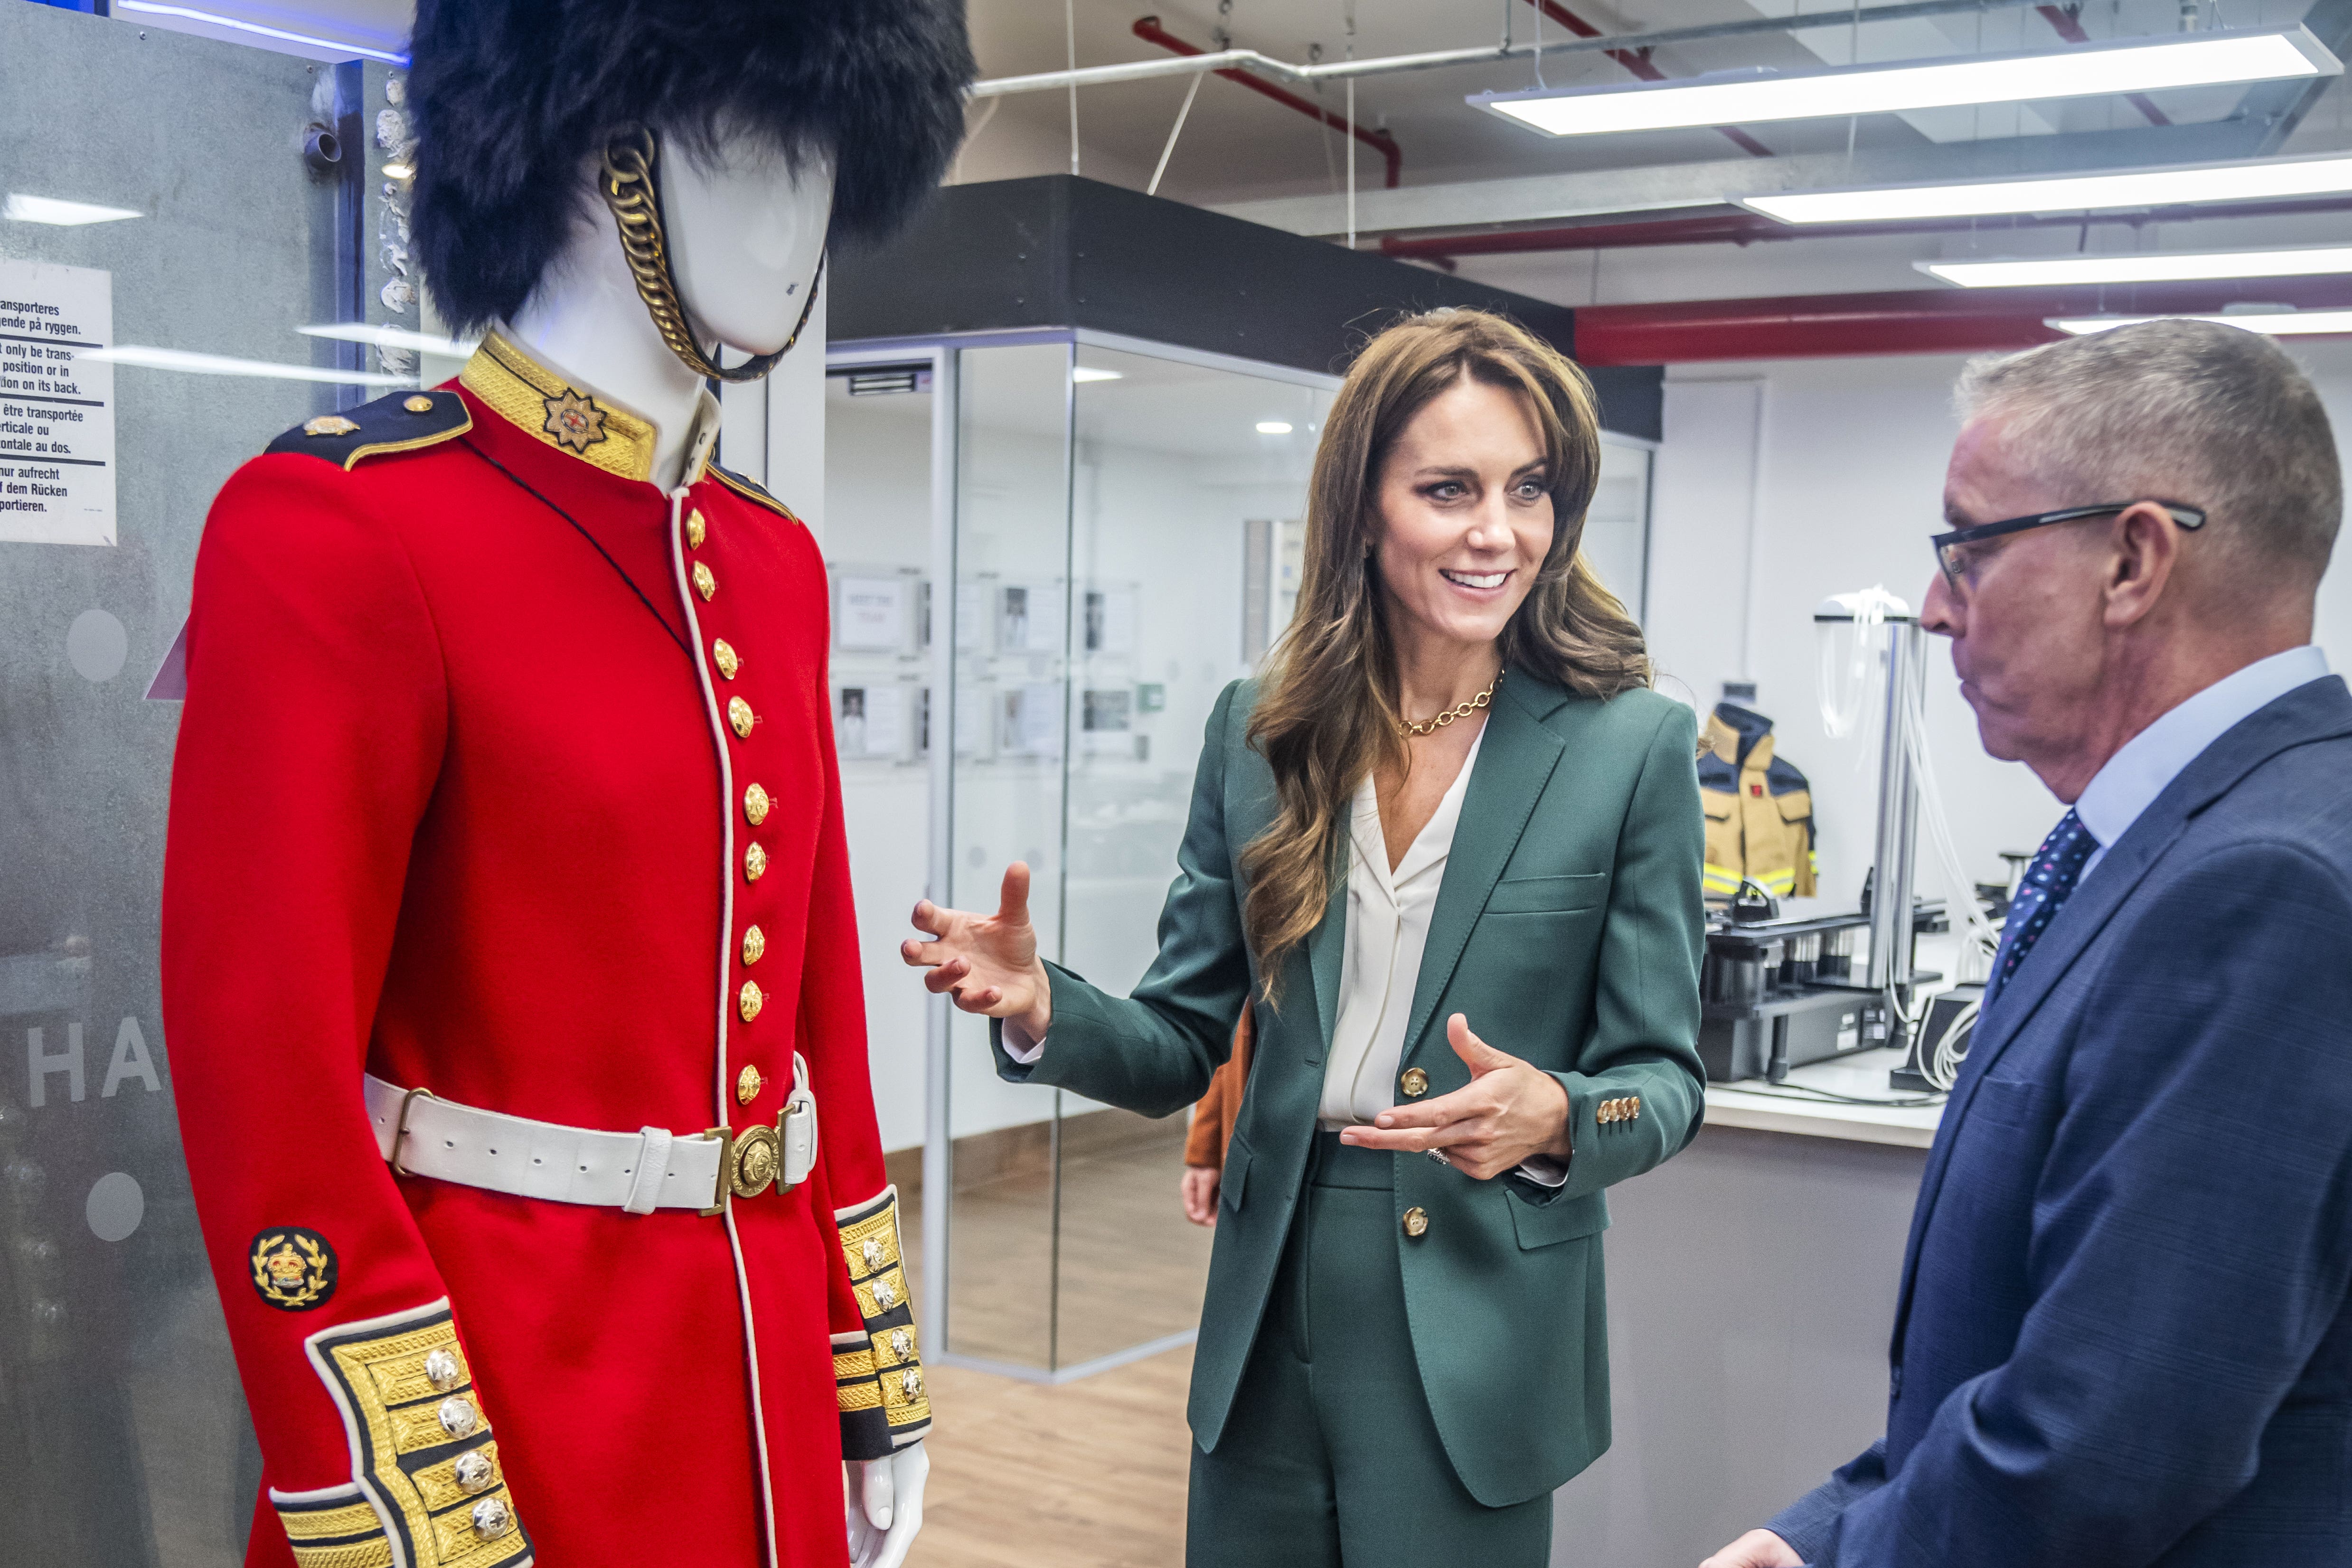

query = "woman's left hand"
(1338, 1014), (1572, 1180)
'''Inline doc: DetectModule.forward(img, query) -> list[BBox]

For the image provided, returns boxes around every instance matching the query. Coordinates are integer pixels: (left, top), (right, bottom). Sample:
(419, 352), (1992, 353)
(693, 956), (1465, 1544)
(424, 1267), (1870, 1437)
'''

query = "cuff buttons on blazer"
(1402, 1206), (1430, 1238)
(1400, 1067), (1429, 1098)
(1598, 1096), (1642, 1125)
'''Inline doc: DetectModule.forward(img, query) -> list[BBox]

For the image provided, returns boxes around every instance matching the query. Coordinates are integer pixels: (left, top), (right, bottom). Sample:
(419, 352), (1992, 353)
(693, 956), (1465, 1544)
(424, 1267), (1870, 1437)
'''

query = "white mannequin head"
(665, 129), (834, 358)
(503, 123), (833, 488)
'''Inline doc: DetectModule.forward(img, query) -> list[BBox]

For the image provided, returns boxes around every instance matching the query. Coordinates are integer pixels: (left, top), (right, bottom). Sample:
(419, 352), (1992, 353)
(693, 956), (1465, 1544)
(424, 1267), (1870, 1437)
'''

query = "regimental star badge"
(542, 387), (608, 453)
(304, 414), (361, 438)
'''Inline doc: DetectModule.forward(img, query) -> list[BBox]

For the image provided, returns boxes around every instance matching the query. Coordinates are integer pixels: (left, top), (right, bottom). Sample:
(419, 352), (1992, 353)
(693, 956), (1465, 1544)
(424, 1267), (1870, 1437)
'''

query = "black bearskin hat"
(407, 0), (974, 332)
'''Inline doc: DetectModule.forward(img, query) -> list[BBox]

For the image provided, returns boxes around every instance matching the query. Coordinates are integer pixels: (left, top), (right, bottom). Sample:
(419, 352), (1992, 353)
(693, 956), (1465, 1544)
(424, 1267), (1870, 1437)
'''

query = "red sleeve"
(788, 528), (931, 1455)
(162, 458), (521, 1561)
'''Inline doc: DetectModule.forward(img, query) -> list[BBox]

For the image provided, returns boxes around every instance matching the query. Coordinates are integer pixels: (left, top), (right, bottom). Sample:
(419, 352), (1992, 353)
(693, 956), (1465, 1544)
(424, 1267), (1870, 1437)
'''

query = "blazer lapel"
(1889, 675), (2352, 1348)
(1398, 672), (1566, 1067)
(1308, 856), (1348, 1058)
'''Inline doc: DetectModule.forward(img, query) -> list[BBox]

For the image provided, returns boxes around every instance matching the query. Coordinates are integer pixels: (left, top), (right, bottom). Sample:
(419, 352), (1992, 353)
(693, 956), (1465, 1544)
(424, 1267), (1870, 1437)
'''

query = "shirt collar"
(1350, 723), (1487, 899)
(458, 329), (721, 487)
(2073, 644), (2332, 851)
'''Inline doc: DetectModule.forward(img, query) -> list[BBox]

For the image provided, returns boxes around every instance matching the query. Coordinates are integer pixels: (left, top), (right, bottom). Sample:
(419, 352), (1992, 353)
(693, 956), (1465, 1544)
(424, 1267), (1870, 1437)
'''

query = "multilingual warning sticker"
(0, 258), (114, 546)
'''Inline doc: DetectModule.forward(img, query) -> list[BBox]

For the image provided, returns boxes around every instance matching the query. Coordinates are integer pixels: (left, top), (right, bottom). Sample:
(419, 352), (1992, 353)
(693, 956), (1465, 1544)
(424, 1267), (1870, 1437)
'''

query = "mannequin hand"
(845, 1442), (928, 1568)
(1181, 1164), (1221, 1226)
(903, 864), (1052, 1041)
(1338, 1014), (1571, 1179)
(1699, 1530), (1803, 1568)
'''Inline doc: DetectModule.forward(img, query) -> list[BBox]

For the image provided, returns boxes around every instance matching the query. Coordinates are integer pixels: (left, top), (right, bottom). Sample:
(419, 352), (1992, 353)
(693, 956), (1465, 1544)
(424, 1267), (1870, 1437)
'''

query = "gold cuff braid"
(303, 1304), (530, 1568)
(837, 1187), (931, 1446)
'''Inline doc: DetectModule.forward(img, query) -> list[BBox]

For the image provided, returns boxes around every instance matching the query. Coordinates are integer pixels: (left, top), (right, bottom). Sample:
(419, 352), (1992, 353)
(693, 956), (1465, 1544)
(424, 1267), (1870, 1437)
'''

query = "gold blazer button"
(1400, 1067), (1429, 1098)
(1402, 1206), (1430, 1239)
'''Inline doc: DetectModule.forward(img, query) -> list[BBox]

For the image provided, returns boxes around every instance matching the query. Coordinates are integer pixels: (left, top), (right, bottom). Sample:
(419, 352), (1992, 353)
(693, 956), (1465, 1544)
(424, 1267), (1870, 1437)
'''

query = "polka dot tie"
(1988, 808), (2099, 1005)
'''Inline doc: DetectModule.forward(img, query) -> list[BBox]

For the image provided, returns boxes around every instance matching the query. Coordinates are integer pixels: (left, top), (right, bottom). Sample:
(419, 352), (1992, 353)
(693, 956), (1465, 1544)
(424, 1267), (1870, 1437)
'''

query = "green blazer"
(991, 666), (1706, 1507)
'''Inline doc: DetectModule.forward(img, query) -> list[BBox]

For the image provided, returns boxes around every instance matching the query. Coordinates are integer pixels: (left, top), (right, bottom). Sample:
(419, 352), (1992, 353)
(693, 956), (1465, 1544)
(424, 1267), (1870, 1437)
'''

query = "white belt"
(363, 1058), (817, 1216)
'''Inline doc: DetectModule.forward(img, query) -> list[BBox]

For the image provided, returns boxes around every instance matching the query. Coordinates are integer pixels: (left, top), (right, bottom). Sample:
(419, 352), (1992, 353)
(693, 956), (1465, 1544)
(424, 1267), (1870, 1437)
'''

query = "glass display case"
(828, 330), (1654, 1378)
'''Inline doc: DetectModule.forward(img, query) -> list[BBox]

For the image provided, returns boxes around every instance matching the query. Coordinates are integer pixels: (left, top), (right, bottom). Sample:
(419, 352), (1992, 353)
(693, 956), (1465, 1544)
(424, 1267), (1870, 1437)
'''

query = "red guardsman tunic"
(160, 332), (928, 1568)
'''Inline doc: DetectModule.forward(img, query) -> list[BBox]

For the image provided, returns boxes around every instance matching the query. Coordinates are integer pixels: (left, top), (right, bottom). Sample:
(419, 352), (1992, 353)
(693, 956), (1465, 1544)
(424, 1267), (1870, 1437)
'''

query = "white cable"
(1148, 72), (1204, 195)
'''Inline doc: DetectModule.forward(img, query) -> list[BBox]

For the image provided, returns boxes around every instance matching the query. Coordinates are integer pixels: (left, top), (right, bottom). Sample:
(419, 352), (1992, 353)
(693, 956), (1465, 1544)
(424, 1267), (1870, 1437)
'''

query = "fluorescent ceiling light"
(3, 193), (141, 226)
(113, 1), (409, 64)
(78, 345), (413, 388)
(1072, 366), (1122, 382)
(1922, 245), (2352, 287)
(1744, 151), (2352, 225)
(2047, 309), (2352, 337)
(1255, 421), (1294, 434)
(299, 323), (481, 357)
(1474, 25), (2336, 138)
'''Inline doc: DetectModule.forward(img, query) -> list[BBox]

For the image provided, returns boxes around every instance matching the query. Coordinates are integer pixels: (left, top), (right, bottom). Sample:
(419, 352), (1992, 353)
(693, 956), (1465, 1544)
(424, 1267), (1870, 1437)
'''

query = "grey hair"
(1956, 319), (2342, 590)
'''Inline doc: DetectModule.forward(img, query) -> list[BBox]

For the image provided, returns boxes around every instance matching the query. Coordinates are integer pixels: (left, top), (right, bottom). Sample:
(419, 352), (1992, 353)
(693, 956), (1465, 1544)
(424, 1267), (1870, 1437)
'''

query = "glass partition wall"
(828, 331), (1652, 1379)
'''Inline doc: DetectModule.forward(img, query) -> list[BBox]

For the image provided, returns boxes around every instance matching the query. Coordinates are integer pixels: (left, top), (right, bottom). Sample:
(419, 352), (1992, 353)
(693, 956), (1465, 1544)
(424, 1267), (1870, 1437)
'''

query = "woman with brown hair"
(903, 309), (1706, 1565)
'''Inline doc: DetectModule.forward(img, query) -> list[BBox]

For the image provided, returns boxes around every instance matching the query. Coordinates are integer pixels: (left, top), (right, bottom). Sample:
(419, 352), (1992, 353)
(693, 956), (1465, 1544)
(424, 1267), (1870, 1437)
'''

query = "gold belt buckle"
(698, 1126), (736, 1217)
(700, 1113), (794, 1215)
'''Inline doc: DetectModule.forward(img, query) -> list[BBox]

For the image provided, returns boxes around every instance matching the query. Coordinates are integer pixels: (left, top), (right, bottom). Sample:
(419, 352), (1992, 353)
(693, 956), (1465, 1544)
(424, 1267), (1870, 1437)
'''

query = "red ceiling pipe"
(1573, 278), (2352, 364)
(1524, 0), (1774, 158)
(2036, 4), (2169, 125)
(1133, 16), (1402, 188)
(1380, 192), (2352, 261)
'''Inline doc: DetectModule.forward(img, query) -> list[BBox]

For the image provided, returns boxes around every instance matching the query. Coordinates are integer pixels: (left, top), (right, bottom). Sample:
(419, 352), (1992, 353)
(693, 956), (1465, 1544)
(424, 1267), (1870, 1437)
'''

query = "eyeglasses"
(1931, 500), (2205, 590)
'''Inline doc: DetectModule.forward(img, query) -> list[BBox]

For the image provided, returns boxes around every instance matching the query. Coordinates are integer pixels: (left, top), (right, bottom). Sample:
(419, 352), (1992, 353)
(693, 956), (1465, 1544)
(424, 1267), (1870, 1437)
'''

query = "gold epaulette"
(836, 1187), (931, 1455)
(708, 463), (804, 526)
(264, 388), (471, 472)
(294, 1302), (530, 1568)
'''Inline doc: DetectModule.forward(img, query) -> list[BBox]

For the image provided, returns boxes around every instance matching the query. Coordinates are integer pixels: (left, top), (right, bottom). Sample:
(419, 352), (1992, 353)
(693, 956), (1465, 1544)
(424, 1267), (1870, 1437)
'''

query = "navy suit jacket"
(1773, 676), (2352, 1567)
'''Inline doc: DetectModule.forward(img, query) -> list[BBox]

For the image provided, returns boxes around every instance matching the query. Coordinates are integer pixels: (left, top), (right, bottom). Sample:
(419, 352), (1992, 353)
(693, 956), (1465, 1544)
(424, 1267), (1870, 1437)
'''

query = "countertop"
(1704, 1046), (1946, 1148)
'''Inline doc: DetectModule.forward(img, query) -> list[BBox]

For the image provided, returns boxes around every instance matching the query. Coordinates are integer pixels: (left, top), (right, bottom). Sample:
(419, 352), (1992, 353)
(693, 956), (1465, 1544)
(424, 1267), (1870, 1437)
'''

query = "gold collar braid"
(598, 125), (825, 385)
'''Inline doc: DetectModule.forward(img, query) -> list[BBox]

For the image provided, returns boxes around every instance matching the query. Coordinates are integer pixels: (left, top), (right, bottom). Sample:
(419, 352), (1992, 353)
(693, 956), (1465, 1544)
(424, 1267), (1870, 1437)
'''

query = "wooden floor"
(892, 1111), (1207, 1566)
(908, 1345), (1195, 1568)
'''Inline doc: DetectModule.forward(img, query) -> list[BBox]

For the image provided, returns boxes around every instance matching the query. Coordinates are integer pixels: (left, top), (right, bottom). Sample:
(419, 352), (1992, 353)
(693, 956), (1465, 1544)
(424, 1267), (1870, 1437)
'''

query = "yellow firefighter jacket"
(1700, 703), (1817, 898)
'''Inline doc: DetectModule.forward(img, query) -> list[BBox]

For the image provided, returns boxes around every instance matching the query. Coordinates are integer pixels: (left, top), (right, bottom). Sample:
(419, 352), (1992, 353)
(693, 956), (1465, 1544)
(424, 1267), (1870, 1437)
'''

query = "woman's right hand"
(902, 863), (1053, 1042)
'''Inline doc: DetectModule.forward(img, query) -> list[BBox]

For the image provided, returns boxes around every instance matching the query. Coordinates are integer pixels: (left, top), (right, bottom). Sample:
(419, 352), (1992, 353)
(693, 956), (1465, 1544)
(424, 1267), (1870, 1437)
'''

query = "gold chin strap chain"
(598, 124), (826, 386)
(1399, 667), (1503, 738)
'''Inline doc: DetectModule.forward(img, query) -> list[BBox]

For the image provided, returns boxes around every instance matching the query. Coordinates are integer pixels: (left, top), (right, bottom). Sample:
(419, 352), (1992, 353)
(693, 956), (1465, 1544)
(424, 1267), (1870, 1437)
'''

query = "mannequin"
(505, 133), (925, 1568)
(507, 128), (832, 493)
(160, 8), (970, 1568)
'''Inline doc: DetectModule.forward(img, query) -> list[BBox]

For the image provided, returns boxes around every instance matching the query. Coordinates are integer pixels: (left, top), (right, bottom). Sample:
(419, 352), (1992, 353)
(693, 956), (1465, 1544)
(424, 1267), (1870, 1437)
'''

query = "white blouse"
(1318, 726), (1485, 1127)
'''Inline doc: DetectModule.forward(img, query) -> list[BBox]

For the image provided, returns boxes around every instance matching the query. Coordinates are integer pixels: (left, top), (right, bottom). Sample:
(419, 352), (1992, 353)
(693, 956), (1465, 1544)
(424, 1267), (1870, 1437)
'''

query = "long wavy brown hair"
(1240, 309), (1650, 996)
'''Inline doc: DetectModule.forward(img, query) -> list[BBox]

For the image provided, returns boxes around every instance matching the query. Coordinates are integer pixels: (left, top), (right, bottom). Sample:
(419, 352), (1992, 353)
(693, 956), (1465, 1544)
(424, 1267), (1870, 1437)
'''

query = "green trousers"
(1186, 1133), (1554, 1568)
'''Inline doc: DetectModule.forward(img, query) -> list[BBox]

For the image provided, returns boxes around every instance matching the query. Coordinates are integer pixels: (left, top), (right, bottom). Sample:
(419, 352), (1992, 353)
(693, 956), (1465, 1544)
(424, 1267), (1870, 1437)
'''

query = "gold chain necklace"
(1400, 668), (1502, 738)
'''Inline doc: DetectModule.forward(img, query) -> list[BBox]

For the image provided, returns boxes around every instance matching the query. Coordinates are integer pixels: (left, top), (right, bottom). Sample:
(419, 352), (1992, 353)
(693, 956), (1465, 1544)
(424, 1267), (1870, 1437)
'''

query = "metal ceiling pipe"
(1571, 277), (2352, 363)
(1132, 16), (1402, 188)
(970, 0), (2044, 96)
(1380, 192), (2352, 259)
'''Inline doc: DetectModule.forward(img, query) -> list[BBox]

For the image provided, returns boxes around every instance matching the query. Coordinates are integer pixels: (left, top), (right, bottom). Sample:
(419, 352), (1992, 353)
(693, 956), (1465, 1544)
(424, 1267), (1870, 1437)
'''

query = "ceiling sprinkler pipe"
(1132, 16), (1402, 188)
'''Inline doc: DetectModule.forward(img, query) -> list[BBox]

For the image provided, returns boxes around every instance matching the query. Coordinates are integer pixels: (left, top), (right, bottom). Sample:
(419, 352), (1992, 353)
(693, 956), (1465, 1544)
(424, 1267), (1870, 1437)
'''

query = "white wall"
(1648, 340), (2352, 913)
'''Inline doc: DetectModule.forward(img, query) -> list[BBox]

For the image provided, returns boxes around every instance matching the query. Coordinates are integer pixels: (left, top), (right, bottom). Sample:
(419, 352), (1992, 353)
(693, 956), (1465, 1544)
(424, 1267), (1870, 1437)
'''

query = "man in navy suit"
(1703, 319), (2352, 1568)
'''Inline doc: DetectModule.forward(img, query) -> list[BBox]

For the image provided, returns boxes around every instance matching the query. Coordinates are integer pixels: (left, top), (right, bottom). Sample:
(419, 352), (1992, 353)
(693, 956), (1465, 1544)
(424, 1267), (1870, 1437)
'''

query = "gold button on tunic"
(739, 981), (764, 1023)
(744, 843), (767, 882)
(743, 782), (769, 825)
(742, 925), (765, 965)
(736, 1064), (765, 1105)
(712, 638), (739, 679)
(727, 697), (755, 739)
(686, 508), (706, 549)
(693, 562), (717, 601)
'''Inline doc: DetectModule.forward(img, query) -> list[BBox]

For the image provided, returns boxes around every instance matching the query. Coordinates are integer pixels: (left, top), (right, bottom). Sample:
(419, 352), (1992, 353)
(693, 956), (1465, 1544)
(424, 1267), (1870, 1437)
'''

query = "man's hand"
(1700, 1529), (1803, 1568)
(1181, 1164), (1220, 1226)
(1338, 1014), (1572, 1179)
(846, 1442), (928, 1568)
(902, 864), (1052, 1042)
